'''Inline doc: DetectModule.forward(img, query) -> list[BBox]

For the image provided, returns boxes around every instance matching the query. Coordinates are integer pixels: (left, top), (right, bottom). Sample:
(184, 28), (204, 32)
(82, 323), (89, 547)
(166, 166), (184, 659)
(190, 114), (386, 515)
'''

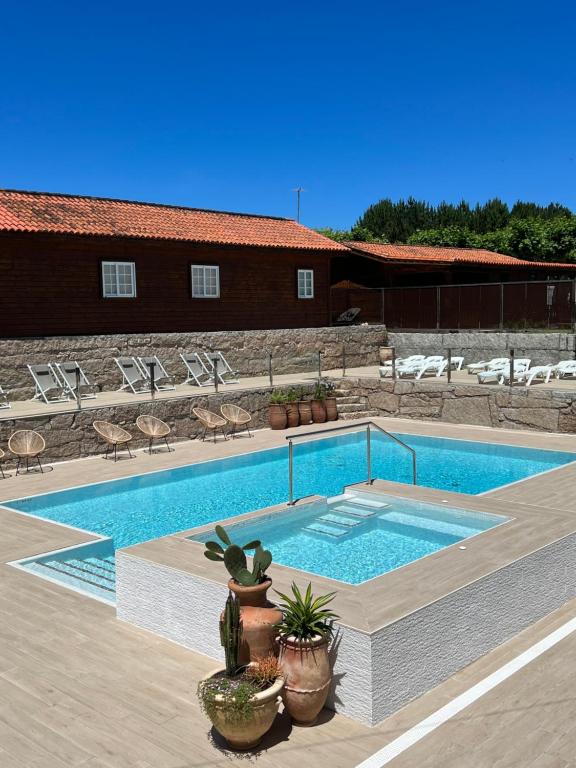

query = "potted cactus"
(198, 592), (284, 751)
(296, 386), (313, 425)
(285, 388), (300, 428)
(268, 390), (287, 430)
(323, 379), (338, 421)
(310, 381), (327, 423)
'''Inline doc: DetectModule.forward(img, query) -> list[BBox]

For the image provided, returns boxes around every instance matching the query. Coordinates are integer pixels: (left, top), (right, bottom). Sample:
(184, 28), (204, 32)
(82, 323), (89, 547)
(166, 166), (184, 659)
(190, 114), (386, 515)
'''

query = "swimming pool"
(7, 429), (575, 599)
(191, 490), (510, 584)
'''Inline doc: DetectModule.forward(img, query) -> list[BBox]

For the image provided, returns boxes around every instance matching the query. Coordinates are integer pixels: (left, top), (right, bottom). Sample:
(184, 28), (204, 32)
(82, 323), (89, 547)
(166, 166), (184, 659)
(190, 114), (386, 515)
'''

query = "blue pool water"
(192, 492), (509, 584)
(7, 431), (575, 552)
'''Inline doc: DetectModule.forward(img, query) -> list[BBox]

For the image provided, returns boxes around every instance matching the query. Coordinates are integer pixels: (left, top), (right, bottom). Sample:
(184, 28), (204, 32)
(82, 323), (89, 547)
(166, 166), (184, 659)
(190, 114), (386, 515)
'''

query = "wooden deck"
(2, 418), (576, 766)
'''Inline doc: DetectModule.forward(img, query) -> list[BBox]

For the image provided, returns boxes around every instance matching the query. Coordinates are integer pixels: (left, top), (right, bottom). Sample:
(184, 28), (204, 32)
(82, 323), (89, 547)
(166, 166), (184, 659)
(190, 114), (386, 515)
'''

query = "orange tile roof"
(0, 189), (347, 251)
(346, 242), (576, 270)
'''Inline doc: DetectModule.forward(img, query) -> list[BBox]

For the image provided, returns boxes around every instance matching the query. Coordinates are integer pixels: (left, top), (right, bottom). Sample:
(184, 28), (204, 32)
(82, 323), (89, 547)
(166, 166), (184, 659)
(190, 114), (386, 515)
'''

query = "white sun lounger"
(477, 359), (531, 384)
(53, 361), (98, 400)
(448, 356), (465, 371)
(0, 385), (10, 409)
(467, 357), (509, 375)
(414, 356), (449, 379)
(137, 356), (176, 392)
(553, 360), (576, 379)
(204, 351), (240, 384)
(181, 352), (214, 387)
(115, 357), (149, 394)
(503, 364), (554, 387)
(379, 355), (426, 378)
(27, 364), (70, 404)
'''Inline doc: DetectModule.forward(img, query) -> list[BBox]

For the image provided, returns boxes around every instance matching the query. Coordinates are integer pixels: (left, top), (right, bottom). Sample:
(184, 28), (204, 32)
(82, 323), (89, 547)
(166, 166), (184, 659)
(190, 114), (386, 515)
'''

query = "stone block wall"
(0, 325), (387, 401)
(388, 331), (576, 367)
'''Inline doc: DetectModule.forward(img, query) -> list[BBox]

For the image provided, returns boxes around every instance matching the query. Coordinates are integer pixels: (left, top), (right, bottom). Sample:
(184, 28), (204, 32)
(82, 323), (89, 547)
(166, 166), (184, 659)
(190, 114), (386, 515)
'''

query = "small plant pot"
(200, 666), (284, 750)
(325, 397), (338, 421)
(239, 605), (283, 664)
(228, 578), (272, 608)
(285, 402), (300, 428)
(278, 635), (331, 725)
(311, 400), (327, 423)
(297, 400), (313, 426)
(268, 404), (287, 430)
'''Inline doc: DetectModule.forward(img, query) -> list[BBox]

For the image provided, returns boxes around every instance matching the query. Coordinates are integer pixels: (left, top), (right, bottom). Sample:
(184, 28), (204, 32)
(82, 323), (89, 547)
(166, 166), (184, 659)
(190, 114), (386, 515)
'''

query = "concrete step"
(335, 395), (363, 404)
(337, 403), (369, 413)
(332, 389), (353, 397)
(338, 410), (379, 420)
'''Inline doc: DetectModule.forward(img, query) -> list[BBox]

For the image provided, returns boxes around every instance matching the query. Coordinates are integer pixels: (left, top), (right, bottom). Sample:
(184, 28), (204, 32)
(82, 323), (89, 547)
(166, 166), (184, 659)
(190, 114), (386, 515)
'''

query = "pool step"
(378, 509), (474, 538)
(331, 503), (377, 518)
(303, 522), (348, 538)
(319, 513), (363, 528)
(36, 558), (116, 593)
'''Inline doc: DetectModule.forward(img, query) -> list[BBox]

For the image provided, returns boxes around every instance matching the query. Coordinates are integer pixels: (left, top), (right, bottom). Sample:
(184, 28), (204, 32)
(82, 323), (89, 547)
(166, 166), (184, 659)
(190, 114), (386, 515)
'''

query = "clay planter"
(325, 397), (338, 421)
(278, 635), (331, 725)
(239, 605), (283, 664)
(268, 404), (287, 430)
(297, 400), (313, 426)
(285, 402), (300, 428)
(310, 399), (327, 423)
(201, 666), (284, 750)
(228, 578), (272, 608)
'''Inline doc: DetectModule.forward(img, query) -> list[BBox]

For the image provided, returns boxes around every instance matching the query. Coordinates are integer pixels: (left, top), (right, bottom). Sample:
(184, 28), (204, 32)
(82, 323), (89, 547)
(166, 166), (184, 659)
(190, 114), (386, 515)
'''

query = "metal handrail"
(286, 420), (417, 505)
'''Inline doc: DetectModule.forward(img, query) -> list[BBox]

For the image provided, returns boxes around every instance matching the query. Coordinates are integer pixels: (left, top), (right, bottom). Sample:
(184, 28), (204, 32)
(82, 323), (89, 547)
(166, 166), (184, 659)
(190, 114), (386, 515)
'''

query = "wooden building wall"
(0, 233), (333, 337)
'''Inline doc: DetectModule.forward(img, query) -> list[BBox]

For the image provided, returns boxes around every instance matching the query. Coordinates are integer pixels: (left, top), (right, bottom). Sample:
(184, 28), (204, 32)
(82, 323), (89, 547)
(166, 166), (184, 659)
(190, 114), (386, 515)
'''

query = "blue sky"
(1, 1), (574, 228)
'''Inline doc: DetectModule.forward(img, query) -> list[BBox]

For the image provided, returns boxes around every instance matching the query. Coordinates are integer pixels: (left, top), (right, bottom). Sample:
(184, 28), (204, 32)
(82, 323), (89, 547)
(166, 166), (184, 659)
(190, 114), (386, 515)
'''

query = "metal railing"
(286, 420), (417, 505)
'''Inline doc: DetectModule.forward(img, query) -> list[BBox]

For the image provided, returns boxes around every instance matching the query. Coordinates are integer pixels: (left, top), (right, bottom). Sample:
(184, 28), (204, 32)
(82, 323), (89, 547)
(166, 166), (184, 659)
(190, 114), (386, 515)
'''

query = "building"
(0, 190), (347, 337)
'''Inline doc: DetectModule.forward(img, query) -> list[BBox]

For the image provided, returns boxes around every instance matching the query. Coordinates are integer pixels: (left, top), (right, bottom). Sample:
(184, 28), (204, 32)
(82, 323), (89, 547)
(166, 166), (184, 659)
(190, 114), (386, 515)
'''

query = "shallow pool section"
(190, 490), (510, 584)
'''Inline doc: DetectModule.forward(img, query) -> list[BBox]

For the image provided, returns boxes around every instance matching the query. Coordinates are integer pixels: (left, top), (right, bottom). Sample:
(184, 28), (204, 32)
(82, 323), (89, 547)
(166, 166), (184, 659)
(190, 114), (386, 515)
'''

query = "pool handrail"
(285, 420), (417, 505)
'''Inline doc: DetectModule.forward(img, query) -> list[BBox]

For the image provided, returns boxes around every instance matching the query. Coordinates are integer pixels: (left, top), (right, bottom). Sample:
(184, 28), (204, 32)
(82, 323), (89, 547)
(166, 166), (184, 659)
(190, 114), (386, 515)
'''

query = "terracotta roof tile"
(0, 190), (347, 251)
(346, 242), (576, 270)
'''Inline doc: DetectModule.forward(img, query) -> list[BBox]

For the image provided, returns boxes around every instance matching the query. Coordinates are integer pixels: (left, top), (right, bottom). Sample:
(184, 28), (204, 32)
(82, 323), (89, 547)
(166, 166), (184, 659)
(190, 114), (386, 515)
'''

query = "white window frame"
(101, 261), (136, 298)
(191, 265), (220, 298)
(297, 268), (314, 299)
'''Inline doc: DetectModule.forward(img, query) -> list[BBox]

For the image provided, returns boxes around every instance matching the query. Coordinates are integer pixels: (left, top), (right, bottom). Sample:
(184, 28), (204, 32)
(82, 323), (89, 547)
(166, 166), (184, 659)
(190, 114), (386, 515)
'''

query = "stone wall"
(0, 325), (387, 401)
(337, 377), (576, 433)
(388, 331), (576, 367)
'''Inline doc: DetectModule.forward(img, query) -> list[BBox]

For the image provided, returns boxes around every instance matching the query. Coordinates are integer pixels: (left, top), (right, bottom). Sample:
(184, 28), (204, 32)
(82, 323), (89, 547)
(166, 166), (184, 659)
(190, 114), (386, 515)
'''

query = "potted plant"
(296, 386), (313, 426)
(310, 381), (327, 423)
(204, 526), (282, 661)
(268, 390), (287, 430)
(285, 388), (300, 428)
(276, 582), (339, 725)
(198, 593), (284, 751)
(323, 379), (338, 421)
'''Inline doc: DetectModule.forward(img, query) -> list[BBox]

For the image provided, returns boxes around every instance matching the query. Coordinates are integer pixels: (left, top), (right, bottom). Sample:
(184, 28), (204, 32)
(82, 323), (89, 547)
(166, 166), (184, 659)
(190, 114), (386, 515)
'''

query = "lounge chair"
(553, 360), (576, 379)
(477, 359), (531, 384)
(136, 414), (173, 453)
(192, 407), (228, 442)
(0, 385), (9, 409)
(379, 355), (426, 378)
(181, 353), (214, 387)
(203, 351), (240, 384)
(413, 356), (448, 379)
(448, 356), (465, 371)
(221, 404), (252, 438)
(93, 420), (133, 461)
(8, 430), (46, 474)
(467, 358), (509, 375)
(115, 357), (149, 394)
(53, 361), (97, 400)
(504, 364), (554, 387)
(28, 364), (70, 404)
(137, 356), (176, 391)
(334, 307), (361, 325)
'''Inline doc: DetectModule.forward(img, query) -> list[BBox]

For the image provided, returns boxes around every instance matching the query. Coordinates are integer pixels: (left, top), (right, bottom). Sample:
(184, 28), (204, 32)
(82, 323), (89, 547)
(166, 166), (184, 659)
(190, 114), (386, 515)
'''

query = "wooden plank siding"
(0, 232), (333, 336)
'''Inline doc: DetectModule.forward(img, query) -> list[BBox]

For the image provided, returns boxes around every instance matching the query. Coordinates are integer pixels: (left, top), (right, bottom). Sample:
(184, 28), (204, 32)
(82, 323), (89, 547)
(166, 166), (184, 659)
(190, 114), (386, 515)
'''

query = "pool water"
(192, 491), (509, 584)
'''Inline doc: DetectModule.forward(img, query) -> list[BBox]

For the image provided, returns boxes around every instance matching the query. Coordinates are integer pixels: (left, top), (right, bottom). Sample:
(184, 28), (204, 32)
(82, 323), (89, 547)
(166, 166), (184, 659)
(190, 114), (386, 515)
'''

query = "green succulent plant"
(275, 582), (339, 641)
(203, 525), (273, 586)
(269, 390), (287, 404)
(219, 590), (242, 676)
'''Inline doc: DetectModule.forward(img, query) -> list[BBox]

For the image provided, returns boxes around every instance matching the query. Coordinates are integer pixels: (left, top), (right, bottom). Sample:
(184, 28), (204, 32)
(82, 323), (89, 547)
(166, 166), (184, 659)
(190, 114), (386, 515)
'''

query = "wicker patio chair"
(220, 404), (252, 438)
(93, 420), (133, 461)
(8, 430), (46, 474)
(136, 414), (173, 454)
(192, 407), (228, 442)
(0, 448), (6, 478)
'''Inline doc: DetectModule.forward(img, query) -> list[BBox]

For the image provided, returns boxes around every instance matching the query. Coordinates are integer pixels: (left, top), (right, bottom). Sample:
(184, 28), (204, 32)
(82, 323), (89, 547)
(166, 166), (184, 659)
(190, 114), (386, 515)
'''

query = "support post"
(268, 353), (273, 387)
(148, 362), (156, 401)
(288, 440), (294, 505)
(342, 345), (346, 377)
(447, 347), (452, 384)
(392, 346), (396, 380)
(317, 350), (322, 381)
(214, 358), (219, 394)
(75, 366), (82, 411)
(500, 283), (504, 330)
(366, 425), (372, 485)
(509, 348), (514, 391)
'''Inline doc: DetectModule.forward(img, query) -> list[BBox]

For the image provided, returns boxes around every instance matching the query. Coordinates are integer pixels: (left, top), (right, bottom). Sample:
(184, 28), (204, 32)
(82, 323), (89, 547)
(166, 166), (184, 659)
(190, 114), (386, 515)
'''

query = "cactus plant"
(203, 524), (272, 586)
(219, 591), (243, 676)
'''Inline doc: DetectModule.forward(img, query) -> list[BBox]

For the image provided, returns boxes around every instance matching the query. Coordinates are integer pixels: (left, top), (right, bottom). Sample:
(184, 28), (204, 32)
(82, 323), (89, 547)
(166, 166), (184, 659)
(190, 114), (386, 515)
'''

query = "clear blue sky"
(1, 1), (574, 229)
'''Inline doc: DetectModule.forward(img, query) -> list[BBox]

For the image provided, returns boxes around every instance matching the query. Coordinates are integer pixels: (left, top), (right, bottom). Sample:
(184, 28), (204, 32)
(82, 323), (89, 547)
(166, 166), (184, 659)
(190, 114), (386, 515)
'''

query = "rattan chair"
(136, 414), (173, 454)
(220, 404), (252, 438)
(93, 420), (133, 461)
(8, 430), (46, 474)
(0, 448), (6, 478)
(192, 407), (228, 442)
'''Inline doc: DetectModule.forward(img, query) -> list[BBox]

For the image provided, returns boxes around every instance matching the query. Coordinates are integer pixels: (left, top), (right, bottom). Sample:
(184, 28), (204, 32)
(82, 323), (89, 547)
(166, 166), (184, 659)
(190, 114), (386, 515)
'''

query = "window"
(191, 265), (220, 298)
(297, 269), (314, 299)
(102, 261), (136, 297)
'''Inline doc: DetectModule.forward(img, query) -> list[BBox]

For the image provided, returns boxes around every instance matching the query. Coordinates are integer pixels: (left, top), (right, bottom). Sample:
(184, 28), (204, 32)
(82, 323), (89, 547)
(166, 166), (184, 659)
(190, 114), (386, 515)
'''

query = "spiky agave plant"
(275, 582), (339, 642)
(203, 524), (273, 586)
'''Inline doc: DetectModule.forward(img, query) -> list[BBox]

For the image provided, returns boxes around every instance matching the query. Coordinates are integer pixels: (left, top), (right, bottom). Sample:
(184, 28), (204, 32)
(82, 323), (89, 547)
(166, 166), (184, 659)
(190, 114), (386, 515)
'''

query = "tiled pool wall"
(116, 530), (576, 726)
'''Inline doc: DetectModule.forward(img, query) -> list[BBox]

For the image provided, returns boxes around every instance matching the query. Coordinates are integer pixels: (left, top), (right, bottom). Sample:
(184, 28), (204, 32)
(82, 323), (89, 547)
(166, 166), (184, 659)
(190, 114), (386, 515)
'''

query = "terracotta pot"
(200, 666), (284, 750)
(310, 400), (327, 423)
(268, 404), (287, 430)
(325, 397), (338, 421)
(285, 402), (300, 428)
(239, 605), (283, 664)
(228, 578), (272, 608)
(278, 635), (331, 725)
(297, 400), (313, 425)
